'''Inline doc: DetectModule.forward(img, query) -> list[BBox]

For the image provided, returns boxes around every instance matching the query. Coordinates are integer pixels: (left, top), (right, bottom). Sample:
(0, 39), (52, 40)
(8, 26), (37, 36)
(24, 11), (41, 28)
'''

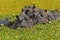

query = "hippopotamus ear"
(22, 5), (27, 12)
(32, 4), (36, 9)
(44, 9), (47, 12)
(25, 10), (29, 15)
(16, 15), (19, 20)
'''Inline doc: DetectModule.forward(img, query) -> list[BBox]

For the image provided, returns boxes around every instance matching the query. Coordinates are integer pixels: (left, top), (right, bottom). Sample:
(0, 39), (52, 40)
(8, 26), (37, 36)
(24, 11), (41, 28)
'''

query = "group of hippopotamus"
(0, 5), (60, 29)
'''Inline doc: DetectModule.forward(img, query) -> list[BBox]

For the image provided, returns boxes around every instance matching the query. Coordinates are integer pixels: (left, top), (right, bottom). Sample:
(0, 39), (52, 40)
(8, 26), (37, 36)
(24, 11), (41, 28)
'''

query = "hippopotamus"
(11, 15), (34, 29)
(50, 10), (60, 21)
(0, 18), (11, 26)
(41, 9), (55, 21)
(10, 5), (59, 29)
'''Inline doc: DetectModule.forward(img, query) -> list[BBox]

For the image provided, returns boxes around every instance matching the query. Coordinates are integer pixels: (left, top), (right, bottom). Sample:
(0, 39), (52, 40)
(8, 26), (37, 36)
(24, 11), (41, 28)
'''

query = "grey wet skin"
(10, 5), (56, 29)
(11, 15), (34, 29)
(50, 9), (60, 20)
(0, 19), (9, 26)
(0, 5), (57, 29)
(0, 18), (13, 27)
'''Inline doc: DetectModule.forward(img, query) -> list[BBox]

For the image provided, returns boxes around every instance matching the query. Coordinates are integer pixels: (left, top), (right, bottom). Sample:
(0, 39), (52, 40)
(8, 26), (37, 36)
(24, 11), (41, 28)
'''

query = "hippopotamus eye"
(33, 10), (35, 13)
(29, 15), (32, 18)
